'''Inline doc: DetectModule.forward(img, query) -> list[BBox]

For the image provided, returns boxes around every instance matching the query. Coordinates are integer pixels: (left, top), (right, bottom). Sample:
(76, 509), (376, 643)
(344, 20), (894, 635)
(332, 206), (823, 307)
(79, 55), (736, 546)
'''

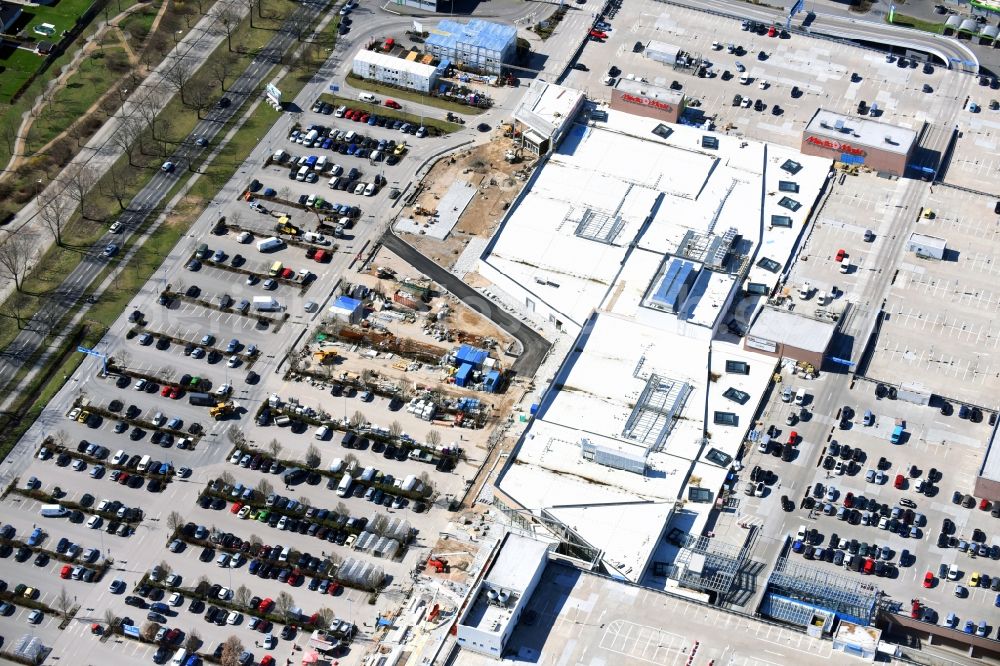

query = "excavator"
(313, 349), (340, 365)
(427, 556), (450, 574)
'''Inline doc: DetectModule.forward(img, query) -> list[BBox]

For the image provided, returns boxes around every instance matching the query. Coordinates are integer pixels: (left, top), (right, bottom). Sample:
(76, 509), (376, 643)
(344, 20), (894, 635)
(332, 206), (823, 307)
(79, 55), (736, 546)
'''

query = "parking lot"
(561, 0), (973, 151)
(726, 364), (1000, 638)
(867, 185), (1000, 406)
(0, 30), (502, 661)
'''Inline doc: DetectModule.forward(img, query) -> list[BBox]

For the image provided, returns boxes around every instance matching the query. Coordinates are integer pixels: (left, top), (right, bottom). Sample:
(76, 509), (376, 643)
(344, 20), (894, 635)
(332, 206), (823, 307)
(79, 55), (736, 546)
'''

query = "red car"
(230, 502), (242, 514)
(835, 248), (846, 262)
(261, 657), (276, 666)
(60, 565), (72, 579)
(843, 492), (854, 508)
(161, 385), (172, 397)
(767, 25), (776, 37)
(257, 619), (272, 633)
(280, 267), (294, 279)
(923, 571), (934, 588)
(344, 109), (355, 120)
(328, 581), (341, 595)
(118, 472), (130, 485)
(787, 431), (798, 446)
(359, 113), (370, 123)
(259, 598), (274, 613)
(384, 99), (401, 109)
(169, 387), (182, 399)
(910, 600), (921, 618)
(863, 558), (875, 575)
(981, 498), (993, 511)
(589, 29), (607, 39)
(894, 474), (905, 489)
(287, 573), (299, 586)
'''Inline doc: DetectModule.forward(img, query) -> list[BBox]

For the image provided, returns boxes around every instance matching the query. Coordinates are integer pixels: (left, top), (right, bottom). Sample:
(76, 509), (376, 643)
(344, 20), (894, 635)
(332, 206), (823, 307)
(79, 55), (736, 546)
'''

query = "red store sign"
(806, 135), (866, 157)
(621, 93), (673, 113)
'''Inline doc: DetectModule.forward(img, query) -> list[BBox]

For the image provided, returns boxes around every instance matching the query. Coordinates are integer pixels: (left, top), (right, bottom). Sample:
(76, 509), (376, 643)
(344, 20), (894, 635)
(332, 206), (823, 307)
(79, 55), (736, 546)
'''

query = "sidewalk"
(0, 0), (248, 307)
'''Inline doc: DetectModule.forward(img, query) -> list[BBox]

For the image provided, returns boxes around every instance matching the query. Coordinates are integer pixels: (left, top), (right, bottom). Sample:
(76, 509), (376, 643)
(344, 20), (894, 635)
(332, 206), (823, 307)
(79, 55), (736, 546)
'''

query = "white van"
(329, 458), (345, 473)
(740, 74), (750, 85)
(336, 475), (352, 497)
(315, 156), (328, 171)
(112, 449), (126, 465)
(272, 149), (287, 163)
(839, 257), (851, 273)
(794, 388), (807, 406)
(278, 546), (290, 562)
(328, 175), (339, 189)
(171, 648), (188, 666)
(315, 425), (330, 440)
(137, 454), (151, 472)
(358, 92), (377, 103)
(343, 130), (356, 144)
(40, 504), (68, 518)
(798, 281), (812, 299)
(334, 105), (346, 117)
(296, 165), (309, 181)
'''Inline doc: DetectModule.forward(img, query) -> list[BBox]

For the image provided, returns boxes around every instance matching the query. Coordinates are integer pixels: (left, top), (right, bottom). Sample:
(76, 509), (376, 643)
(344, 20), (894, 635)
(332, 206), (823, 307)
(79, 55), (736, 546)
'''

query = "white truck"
(253, 296), (280, 312)
(256, 236), (284, 252)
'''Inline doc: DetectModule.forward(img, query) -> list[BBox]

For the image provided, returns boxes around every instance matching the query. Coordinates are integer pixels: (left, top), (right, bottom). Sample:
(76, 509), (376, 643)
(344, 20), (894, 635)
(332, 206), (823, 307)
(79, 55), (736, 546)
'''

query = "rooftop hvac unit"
(498, 590), (510, 605)
(819, 121), (831, 129)
(487, 588), (499, 603)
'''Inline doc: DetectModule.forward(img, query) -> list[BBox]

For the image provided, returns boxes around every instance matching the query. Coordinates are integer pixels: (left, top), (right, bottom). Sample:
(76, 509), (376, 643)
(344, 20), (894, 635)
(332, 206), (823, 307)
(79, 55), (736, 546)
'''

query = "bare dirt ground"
(395, 138), (536, 268)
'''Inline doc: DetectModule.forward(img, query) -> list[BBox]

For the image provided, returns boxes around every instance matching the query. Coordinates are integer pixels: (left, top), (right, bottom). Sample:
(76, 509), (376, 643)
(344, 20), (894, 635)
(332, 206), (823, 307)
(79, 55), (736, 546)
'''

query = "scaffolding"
(763, 552), (879, 627)
(622, 372), (691, 452)
(667, 534), (749, 597)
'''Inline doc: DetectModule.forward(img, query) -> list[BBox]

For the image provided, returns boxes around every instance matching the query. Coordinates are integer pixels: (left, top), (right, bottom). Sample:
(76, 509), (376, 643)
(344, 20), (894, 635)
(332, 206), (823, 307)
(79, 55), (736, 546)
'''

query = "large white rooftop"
(514, 79), (585, 140)
(488, 98), (831, 582)
(352, 48), (438, 77)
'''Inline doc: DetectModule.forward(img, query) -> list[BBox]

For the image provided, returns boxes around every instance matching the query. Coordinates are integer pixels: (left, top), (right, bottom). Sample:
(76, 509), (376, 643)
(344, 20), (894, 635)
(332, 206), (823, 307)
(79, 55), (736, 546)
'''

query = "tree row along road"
(0, 0), (332, 394)
(0, 0), (248, 304)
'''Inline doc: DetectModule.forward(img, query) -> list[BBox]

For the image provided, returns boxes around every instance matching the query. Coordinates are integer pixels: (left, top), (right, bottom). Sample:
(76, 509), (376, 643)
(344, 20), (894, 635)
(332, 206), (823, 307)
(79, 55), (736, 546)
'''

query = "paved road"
(382, 231), (551, 376)
(681, 0), (979, 73)
(0, 0), (331, 394)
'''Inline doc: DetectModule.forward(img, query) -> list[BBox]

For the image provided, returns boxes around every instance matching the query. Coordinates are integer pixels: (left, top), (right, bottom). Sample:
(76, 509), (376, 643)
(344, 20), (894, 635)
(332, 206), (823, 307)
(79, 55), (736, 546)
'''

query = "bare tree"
(426, 430), (441, 447)
(103, 608), (117, 631)
(350, 410), (366, 428)
(55, 587), (72, 618)
(268, 438), (282, 458)
(220, 635), (244, 666)
(218, 471), (235, 486)
(210, 54), (238, 91)
(185, 629), (201, 652)
(1, 123), (17, 157)
(335, 502), (349, 516)
(317, 607), (335, 628)
(343, 453), (358, 469)
(141, 621), (160, 641)
(389, 421), (402, 438)
(163, 58), (194, 106)
(226, 425), (246, 448)
(110, 116), (143, 167)
(38, 193), (73, 246)
(0, 293), (30, 329)
(0, 233), (36, 292)
(255, 478), (273, 497)
(166, 511), (184, 533)
(275, 591), (294, 619)
(103, 161), (135, 210)
(61, 163), (98, 220)
(157, 560), (172, 576)
(218, 7), (240, 52)
(303, 444), (321, 468)
(234, 585), (251, 607)
(189, 80), (215, 120)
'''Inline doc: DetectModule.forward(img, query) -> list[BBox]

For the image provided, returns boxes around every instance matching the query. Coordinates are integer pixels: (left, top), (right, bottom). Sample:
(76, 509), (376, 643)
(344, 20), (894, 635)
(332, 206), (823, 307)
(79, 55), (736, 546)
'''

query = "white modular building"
(352, 48), (440, 94)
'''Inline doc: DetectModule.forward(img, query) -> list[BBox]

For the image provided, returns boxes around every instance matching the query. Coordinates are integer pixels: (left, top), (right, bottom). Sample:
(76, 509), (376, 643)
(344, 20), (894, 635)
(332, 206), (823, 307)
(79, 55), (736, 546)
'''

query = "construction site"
(393, 131), (537, 270)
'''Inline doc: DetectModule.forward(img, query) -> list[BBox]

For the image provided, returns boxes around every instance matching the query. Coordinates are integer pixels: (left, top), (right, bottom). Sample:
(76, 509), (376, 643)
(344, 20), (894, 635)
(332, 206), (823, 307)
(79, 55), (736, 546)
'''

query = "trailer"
(188, 392), (216, 406)
(253, 296), (280, 312)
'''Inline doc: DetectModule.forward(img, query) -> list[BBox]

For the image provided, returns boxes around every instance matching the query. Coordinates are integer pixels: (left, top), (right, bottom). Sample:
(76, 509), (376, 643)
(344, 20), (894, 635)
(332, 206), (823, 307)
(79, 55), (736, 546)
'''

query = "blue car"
(995, 593), (1000, 607)
(392, 120), (403, 130)
(347, 144), (357, 156)
(367, 115), (378, 125)
(963, 620), (974, 634)
(249, 559), (260, 574)
(321, 138), (333, 150)
(792, 539), (803, 553)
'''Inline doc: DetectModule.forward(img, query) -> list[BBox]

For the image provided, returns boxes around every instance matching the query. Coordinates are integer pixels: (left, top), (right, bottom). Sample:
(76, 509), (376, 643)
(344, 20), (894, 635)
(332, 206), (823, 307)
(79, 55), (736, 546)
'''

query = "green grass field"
(22, 0), (95, 36)
(26, 46), (130, 148)
(0, 47), (45, 101)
